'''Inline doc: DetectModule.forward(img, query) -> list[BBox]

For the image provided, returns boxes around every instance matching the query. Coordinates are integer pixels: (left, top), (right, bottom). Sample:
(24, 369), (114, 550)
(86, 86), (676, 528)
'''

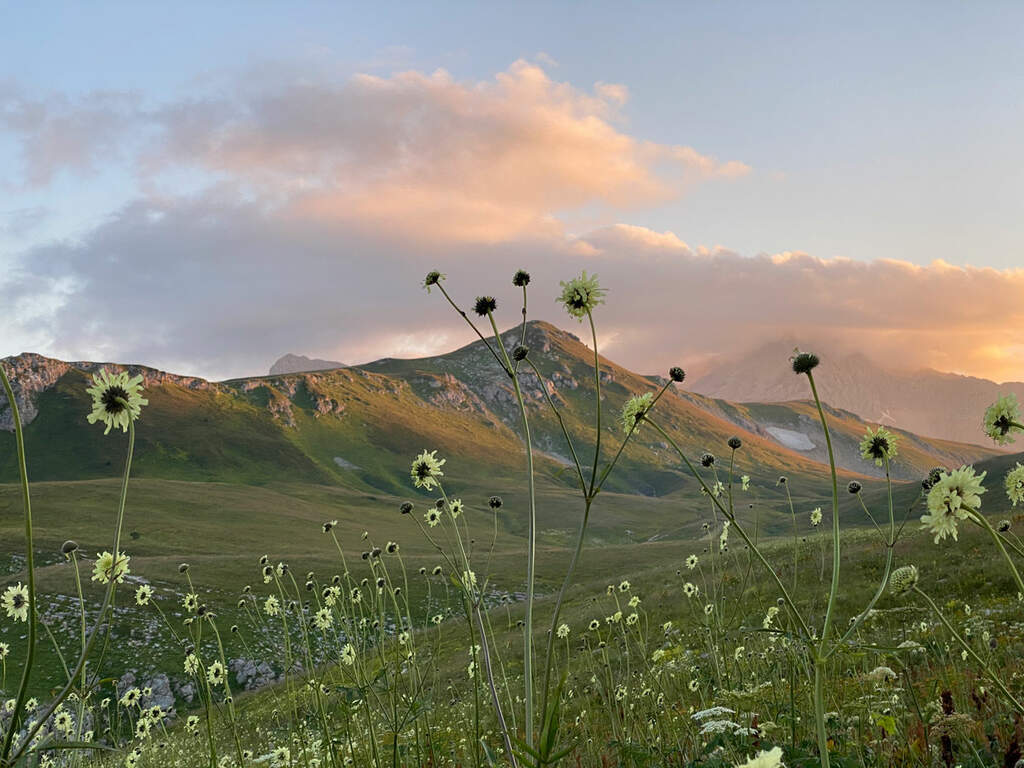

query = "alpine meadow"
(5, 4), (1024, 768)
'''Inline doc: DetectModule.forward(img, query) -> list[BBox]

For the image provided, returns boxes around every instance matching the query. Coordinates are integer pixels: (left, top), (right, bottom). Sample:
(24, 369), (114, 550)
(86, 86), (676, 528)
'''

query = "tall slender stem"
(804, 370), (839, 768)
(968, 506), (1024, 596)
(915, 586), (1024, 713)
(7, 420), (135, 766)
(646, 418), (812, 640)
(830, 456), (896, 655)
(486, 310), (537, 748)
(0, 364), (37, 765)
(586, 310), (601, 495)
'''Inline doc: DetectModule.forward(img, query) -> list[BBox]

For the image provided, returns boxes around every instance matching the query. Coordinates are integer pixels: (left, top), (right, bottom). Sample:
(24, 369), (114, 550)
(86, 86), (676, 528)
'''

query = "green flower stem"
(646, 418), (812, 640)
(7, 418), (135, 767)
(829, 455), (897, 655)
(804, 369), (841, 768)
(966, 505), (1024, 596)
(436, 284), (509, 374)
(536, 382), (668, 727)
(913, 585), (1024, 713)
(586, 309), (601, 495)
(486, 309), (537, 749)
(0, 363), (37, 767)
(805, 371), (841, 645)
(523, 358), (586, 494)
(471, 601), (518, 768)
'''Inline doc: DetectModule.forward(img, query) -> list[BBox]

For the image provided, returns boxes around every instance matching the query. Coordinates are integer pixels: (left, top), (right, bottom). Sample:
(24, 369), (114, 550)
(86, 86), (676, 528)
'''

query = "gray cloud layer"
(4, 63), (1024, 383)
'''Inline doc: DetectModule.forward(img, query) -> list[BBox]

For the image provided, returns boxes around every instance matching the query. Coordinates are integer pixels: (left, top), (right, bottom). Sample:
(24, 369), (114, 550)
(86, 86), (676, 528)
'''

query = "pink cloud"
(142, 61), (750, 242)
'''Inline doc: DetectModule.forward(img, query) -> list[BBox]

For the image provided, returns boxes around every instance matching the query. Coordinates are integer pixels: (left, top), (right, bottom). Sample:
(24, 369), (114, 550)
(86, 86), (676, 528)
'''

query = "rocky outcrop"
(230, 658), (278, 690)
(1, 353), (219, 431)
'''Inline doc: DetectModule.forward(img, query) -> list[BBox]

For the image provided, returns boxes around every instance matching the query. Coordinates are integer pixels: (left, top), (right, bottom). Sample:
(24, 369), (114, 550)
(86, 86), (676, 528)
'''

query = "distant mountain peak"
(269, 353), (346, 375)
(689, 342), (1021, 447)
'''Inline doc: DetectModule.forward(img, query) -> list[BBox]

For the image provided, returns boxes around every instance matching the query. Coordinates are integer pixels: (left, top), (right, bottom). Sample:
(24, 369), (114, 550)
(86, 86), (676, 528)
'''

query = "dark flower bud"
(231, 625), (239, 633)
(922, 466), (945, 491)
(512, 345), (528, 361)
(259, 555), (269, 566)
(424, 271), (443, 288)
(399, 501), (413, 515)
(361, 551), (369, 560)
(777, 476), (787, 485)
(669, 367), (685, 383)
(332, 575), (341, 585)
(473, 296), (497, 316)
(700, 453), (715, 468)
(848, 481), (862, 494)
(727, 436), (742, 450)
(488, 495), (503, 509)
(998, 519), (1012, 532)
(178, 563), (190, 573)
(61, 540), (79, 556)
(791, 352), (820, 375)
(512, 269), (531, 287)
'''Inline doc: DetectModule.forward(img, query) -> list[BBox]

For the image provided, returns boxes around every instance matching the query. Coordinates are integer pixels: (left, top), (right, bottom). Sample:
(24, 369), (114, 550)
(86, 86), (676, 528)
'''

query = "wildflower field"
(3, 270), (1024, 768)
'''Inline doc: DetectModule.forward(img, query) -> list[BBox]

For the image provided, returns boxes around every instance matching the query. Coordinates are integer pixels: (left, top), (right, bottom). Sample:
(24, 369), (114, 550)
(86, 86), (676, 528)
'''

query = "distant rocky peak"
(269, 353), (346, 375)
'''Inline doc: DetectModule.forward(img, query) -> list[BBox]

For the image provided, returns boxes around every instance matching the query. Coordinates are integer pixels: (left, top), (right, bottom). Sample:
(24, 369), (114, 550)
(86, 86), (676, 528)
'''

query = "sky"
(3, 1), (1024, 382)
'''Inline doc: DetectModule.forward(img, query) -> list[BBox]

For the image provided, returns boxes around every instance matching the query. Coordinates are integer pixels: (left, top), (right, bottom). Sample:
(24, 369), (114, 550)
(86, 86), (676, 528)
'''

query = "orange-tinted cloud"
(572, 225), (1024, 382)
(147, 61), (749, 242)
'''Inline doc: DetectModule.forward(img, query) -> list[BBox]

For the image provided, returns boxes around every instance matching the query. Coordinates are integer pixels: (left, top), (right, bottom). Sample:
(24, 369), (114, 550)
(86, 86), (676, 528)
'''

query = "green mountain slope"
(1, 322), (1000, 498)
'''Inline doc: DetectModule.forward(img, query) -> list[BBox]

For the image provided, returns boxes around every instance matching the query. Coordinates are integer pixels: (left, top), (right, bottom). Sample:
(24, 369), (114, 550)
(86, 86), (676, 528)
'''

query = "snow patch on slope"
(765, 427), (816, 451)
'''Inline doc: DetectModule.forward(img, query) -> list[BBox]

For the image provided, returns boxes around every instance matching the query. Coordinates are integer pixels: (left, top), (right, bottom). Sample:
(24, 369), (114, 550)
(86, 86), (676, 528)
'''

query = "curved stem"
(486, 310), (537, 749)
(967, 505), (1024, 596)
(7, 420), (135, 766)
(537, 498), (591, 730)
(586, 310), (601, 496)
(646, 417), (812, 640)
(523, 358), (586, 494)
(806, 372), (840, 647)
(829, 456), (896, 655)
(914, 585), (1024, 713)
(0, 363), (36, 766)
(804, 370), (839, 768)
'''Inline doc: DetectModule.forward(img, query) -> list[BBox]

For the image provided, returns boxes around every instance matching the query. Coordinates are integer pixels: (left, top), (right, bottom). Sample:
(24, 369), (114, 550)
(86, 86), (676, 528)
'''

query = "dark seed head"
(61, 540), (79, 556)
(777, 475), (787, 485)
(488, 495), (503, 510)
(473, 296), (497, 316)
(178, 563), (190, 573)
(669, 367), (685, 383)
(791, 352), (820, 375)
(424, 271), (442, 288)
(512, 269), (531, 287)
(727, 436), (742, 450)
(399, 501), (413, 515)
(101, 385), (129, 415)
(998, 519), (1012, 532)
(512, 345), (528, 361)
(700, 453), (715, 468)
(922, 467), (946, 491)
(847, 481), (862, 494)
